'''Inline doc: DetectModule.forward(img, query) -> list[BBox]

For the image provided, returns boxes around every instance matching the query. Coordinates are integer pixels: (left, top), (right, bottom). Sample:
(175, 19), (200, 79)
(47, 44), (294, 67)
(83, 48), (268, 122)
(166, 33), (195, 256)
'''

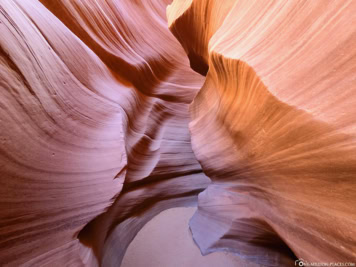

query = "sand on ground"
(121, 207), (260, 267)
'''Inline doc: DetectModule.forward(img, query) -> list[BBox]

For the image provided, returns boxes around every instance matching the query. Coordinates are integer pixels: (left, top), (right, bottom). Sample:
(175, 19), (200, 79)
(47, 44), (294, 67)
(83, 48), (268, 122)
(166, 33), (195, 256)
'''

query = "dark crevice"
(187, 51), (209, 76)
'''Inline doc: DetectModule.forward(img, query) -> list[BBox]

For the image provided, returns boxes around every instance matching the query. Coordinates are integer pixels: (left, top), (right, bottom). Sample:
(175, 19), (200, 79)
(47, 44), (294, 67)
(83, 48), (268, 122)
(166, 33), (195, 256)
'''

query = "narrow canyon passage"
(0, 0), (355, 266)
(121, 207), (259, 267)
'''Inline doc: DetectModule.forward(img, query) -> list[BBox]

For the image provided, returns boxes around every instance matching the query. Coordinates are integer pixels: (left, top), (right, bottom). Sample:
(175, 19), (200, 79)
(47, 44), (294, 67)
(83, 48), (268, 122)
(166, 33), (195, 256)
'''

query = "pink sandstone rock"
(168, 0), (356, 266)
(0, 0), (355, 266)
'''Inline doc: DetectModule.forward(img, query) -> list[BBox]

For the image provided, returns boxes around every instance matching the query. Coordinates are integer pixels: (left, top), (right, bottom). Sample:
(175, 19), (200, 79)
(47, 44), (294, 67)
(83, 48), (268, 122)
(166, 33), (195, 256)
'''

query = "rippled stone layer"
(168, 0), (356, 266)
(0, 0), (207, 266)
(1, 0), (355, 266)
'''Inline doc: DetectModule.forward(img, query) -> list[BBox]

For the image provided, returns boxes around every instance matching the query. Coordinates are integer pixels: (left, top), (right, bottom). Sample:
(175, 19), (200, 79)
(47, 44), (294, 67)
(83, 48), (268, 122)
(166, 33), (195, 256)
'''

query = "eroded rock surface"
(0, 0), (355, 266)
(0, 0), (208, 265)
(168, 0), (356, 266)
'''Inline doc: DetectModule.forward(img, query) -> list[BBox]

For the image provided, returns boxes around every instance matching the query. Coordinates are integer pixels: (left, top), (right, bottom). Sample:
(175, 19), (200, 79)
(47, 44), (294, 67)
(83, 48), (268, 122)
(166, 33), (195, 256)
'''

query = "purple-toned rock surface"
(0, 0), (355, 266)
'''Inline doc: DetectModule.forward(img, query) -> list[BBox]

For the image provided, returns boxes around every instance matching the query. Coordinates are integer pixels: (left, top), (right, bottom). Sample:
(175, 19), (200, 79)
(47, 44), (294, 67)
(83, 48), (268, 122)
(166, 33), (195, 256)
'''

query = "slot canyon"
(0, 0), (355, 266)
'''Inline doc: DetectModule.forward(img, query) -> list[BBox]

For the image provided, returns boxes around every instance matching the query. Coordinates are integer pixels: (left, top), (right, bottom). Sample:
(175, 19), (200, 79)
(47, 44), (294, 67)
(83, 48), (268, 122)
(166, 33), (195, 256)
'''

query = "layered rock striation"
(168, 0), (356, 265)
(0, 0), (355, 266)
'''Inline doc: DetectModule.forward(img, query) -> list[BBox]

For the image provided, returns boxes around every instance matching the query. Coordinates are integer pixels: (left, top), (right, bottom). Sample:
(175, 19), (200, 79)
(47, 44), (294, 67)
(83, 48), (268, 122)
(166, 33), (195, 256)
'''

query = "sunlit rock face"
(0, 0), (355, 266)
(168, 0), (356, 266)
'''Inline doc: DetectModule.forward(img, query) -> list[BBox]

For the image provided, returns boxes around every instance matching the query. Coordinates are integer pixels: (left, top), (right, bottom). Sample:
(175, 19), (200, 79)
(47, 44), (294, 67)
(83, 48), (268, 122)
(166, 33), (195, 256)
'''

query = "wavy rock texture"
(0, 0), (208, 266)
(0, 0), (355, 266)
(168, 0), (356, 266)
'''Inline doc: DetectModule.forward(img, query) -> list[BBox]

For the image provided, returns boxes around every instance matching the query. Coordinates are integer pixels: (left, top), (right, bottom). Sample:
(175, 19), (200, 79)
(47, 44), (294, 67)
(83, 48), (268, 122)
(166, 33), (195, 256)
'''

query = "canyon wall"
(168, 0), (356, 265)
(0, 0), (355, 266)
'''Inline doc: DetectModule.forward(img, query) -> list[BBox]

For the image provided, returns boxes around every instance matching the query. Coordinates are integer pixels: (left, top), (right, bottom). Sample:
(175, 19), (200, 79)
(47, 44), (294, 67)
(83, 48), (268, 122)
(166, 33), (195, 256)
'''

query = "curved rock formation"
(168, 0), (356, 266)
(0, 0), (355, 266)
(0, 0), (208, 265)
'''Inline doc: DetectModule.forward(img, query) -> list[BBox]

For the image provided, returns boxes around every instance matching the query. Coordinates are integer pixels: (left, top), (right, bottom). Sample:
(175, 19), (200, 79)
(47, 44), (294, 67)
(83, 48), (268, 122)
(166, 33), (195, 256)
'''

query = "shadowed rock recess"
(0, 0), (355, 266)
